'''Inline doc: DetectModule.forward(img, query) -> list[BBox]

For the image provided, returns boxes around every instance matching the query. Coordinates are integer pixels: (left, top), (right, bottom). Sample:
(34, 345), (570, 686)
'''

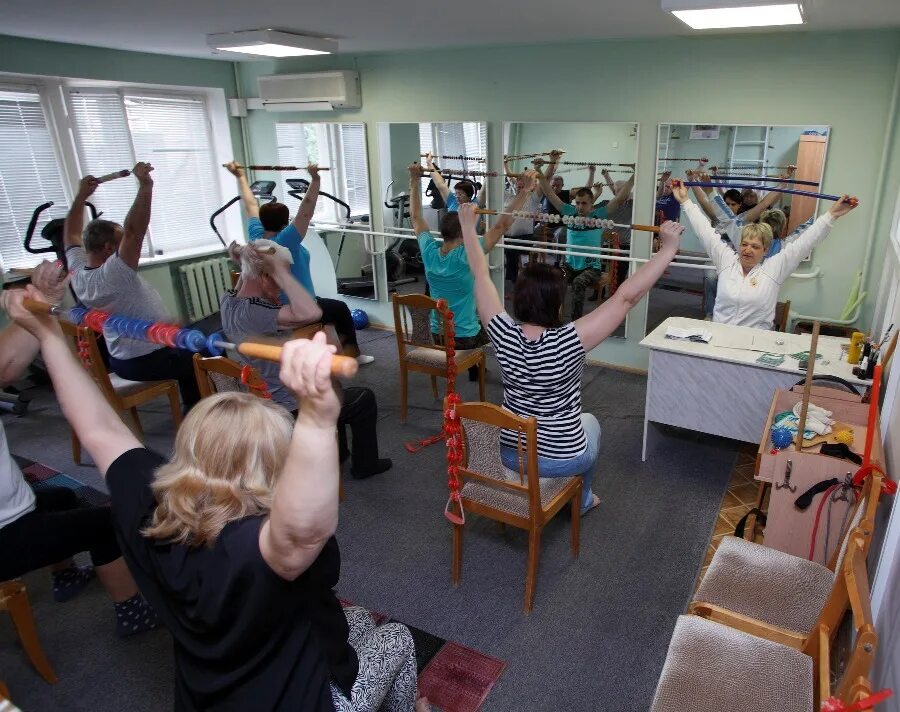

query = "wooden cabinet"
(787, 134), (827, 234)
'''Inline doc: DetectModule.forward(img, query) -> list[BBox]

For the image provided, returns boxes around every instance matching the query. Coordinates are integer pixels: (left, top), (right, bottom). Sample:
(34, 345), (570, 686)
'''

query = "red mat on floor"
(341, 602), (505, 712)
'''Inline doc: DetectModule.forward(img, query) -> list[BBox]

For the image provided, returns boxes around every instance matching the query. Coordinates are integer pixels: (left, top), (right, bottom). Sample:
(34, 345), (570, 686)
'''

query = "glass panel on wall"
(503, 122), (639, 339)
(376, 121), (488, 299)
(647, 123), (829, 334)
(275, 121), (374, 300)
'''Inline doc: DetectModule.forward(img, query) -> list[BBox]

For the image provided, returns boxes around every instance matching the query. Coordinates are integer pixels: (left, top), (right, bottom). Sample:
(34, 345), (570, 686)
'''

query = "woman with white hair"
(0, 283), (424, 711)
(671, 182), (858, 330)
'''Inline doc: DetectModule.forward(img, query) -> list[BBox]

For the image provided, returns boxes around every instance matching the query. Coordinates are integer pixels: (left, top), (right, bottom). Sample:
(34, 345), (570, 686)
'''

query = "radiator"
(179, 257), (232, 322)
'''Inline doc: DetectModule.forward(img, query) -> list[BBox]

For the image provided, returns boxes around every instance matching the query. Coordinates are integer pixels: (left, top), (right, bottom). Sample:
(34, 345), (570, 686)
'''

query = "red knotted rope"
(605, 230), (621, 298)
(396, 300), (465, 523)
(240, 365), (272, 400)
(76, 334), (92, 369)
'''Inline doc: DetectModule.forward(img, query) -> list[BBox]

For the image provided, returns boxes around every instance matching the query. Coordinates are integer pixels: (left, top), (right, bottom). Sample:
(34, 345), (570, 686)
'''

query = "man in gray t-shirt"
(64, 166), (200, 409)
(220, 243), (391, 478)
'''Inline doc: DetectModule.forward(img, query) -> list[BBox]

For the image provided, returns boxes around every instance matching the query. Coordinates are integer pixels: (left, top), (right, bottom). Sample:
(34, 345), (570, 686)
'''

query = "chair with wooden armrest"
(689, 472), (882, 652)
(60, 322), (182, 464)
(650, 529), (877, 712)
(451, 401), (582, 613)
(392, 294), (485, 423)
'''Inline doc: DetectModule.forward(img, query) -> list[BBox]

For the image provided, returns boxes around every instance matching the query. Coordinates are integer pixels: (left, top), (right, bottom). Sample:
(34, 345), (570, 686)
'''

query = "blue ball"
(770, 425), (794, 450)
(351, 308), (369, 330)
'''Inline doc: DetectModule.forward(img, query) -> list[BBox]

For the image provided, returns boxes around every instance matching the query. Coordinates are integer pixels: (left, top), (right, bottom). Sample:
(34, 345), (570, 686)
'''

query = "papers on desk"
(665, 326), (713, 343)
(708, 330), (797, 354)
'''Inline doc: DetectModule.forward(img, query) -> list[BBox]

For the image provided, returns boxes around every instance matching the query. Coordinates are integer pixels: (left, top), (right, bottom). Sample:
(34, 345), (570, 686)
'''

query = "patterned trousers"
(331, 606), (418, 712)
(568, 266), (607, 320)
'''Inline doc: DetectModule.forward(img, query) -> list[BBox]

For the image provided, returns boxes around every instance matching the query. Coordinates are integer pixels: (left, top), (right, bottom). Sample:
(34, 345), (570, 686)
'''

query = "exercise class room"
(1, 1), (900, 710)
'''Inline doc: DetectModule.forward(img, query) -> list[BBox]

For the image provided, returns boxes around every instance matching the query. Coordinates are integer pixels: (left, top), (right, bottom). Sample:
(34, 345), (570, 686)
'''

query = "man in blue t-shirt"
(538, 170), (635, 320)
(226, 162), (373, 365)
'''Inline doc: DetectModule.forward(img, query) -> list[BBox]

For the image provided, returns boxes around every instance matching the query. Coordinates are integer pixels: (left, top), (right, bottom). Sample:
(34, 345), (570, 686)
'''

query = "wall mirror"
(376, 121), (488, 299)
(503, 121), (638, 338)
(274, 121), (374, 299)
(647, 123), (829, 333)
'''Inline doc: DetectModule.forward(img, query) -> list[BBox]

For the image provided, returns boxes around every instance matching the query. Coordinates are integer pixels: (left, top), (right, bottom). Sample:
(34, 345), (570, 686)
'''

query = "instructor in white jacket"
(671, 181), (857, 330)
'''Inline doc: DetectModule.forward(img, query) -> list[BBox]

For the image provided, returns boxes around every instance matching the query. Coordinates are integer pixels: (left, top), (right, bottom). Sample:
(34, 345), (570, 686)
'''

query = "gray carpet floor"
(1, 328), (739, 711)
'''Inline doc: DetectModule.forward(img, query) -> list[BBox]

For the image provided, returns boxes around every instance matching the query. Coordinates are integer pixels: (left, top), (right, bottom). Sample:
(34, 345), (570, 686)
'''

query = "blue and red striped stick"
(706, 175), (821, 187)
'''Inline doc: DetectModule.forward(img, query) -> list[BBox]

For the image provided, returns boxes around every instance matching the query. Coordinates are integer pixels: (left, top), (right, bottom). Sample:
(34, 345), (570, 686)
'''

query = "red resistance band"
(605, 231), (621, 297)
(808, 464), (896, 561)
(821, 689), (893, 711)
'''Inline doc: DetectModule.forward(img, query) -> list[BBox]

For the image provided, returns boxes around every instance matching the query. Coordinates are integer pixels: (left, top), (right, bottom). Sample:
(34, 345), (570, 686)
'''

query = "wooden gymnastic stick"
(97, 169), (131, 183)
(21, 299), (358, 378)
(795, 321), (821, 451)
(223, 164), (330, 171)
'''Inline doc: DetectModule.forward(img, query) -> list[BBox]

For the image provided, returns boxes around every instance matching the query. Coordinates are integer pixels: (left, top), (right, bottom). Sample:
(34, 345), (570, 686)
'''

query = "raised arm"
(63, 176), (100, 250)
(605, 172), (635, 213)
(118, 162), (154, 270)
(544, 150), (563, 181)
(408, 163), (431, 236)
(292, 164), (322, 235)
(1, 285), (141, 473)
(672, 183), (737, 271)
(656, 171), (671, 199)
(459, 203), (503, 325)
(602, 168), (616, 194)
(483, 171), (540, 251)
(685, 170), (718, 221)
(225, 161), (260, 219)
(536, 168), (565, 212)
(0, 262), (70, 386)
(768, 196), (857, 283)
(425, 152), (450, 202)
(574, 221), (683, 351)
(739, 176), (792, 224)
(259, 331), (341, 580)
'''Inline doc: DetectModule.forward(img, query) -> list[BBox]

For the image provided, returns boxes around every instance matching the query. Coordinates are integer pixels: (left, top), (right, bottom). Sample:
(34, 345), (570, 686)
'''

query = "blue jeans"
(703, 271), (719, 318)
(500, 413), (601, 512)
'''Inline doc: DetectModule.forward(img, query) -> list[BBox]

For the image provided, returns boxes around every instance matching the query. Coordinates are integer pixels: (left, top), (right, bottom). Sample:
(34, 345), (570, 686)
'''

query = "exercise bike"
(209, 180), (277, 247)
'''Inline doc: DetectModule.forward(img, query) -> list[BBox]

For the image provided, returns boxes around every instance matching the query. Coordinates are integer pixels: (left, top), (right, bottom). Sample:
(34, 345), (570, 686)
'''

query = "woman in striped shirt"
(458, 202), (684, 514)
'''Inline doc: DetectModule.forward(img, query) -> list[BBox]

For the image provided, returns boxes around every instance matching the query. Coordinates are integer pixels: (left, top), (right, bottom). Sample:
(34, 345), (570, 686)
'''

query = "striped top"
(486, 312), (587, 459)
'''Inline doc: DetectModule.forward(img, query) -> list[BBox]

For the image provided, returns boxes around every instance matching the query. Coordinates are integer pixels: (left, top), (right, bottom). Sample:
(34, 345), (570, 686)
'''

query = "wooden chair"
(775, 299), (791, 332)
(193, 354), (344, 500)
(0, 580), (57, 684)
(650, 529), (877, 712)
(451, 401), (582, 613)
(60, 323), (182, 464)
(689, 472), (883, 652)
(192, 354), (271, 399)
(392, 293), (486, 423)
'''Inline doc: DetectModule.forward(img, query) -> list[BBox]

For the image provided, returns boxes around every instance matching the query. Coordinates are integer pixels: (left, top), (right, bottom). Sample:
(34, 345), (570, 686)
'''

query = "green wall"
(236, 29), (900, 369)
(0, 34), (246, 323)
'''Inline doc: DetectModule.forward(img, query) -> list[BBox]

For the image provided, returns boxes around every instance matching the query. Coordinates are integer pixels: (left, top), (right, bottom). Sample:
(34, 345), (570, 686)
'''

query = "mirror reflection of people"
(686, 169), (795, 318)
(408, 165), (538, 379)
(458, 202), (683, 515)
(502, 171), (544, 281)
(424, 152), (478, 212)
(225, 161), (374, 365)
(655, 171), (681, 227)
(537, 168), (635, 320)
(672, 180), (857, 330)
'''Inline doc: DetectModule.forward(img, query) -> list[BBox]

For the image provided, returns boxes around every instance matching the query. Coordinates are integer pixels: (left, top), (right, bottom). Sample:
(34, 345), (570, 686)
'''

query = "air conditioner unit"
(258, 71), (360, 112)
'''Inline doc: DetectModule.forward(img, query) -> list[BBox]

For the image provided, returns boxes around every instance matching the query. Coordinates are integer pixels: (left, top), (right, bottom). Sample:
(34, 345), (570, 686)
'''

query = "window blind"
(68, 89), (220, 254)
(0, 86), (69, 269)
(337, 123), (369, 219)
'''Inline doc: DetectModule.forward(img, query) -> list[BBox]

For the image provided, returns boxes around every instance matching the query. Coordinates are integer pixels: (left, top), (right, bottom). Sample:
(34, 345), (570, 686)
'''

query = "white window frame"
(0, 71), (238, 268)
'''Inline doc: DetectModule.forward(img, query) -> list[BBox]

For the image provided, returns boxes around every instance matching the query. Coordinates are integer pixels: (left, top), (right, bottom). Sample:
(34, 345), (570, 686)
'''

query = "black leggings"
(293, 386), (381, 474)
(0, 488), (121, 580)
(317, 297), (359, 353)
(109, 346), (201, 412)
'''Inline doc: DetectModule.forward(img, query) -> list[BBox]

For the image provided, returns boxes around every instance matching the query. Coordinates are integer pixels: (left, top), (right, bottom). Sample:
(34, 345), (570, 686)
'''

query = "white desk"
(639, 317), (869, 461)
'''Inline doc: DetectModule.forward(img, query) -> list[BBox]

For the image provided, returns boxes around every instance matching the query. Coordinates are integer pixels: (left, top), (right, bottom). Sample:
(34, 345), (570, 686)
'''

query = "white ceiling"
(2, 0), (899, 60)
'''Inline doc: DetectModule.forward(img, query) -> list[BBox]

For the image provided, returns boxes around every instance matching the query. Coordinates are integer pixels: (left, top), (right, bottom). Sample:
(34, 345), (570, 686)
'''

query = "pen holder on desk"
(847, 331), (865, 364)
